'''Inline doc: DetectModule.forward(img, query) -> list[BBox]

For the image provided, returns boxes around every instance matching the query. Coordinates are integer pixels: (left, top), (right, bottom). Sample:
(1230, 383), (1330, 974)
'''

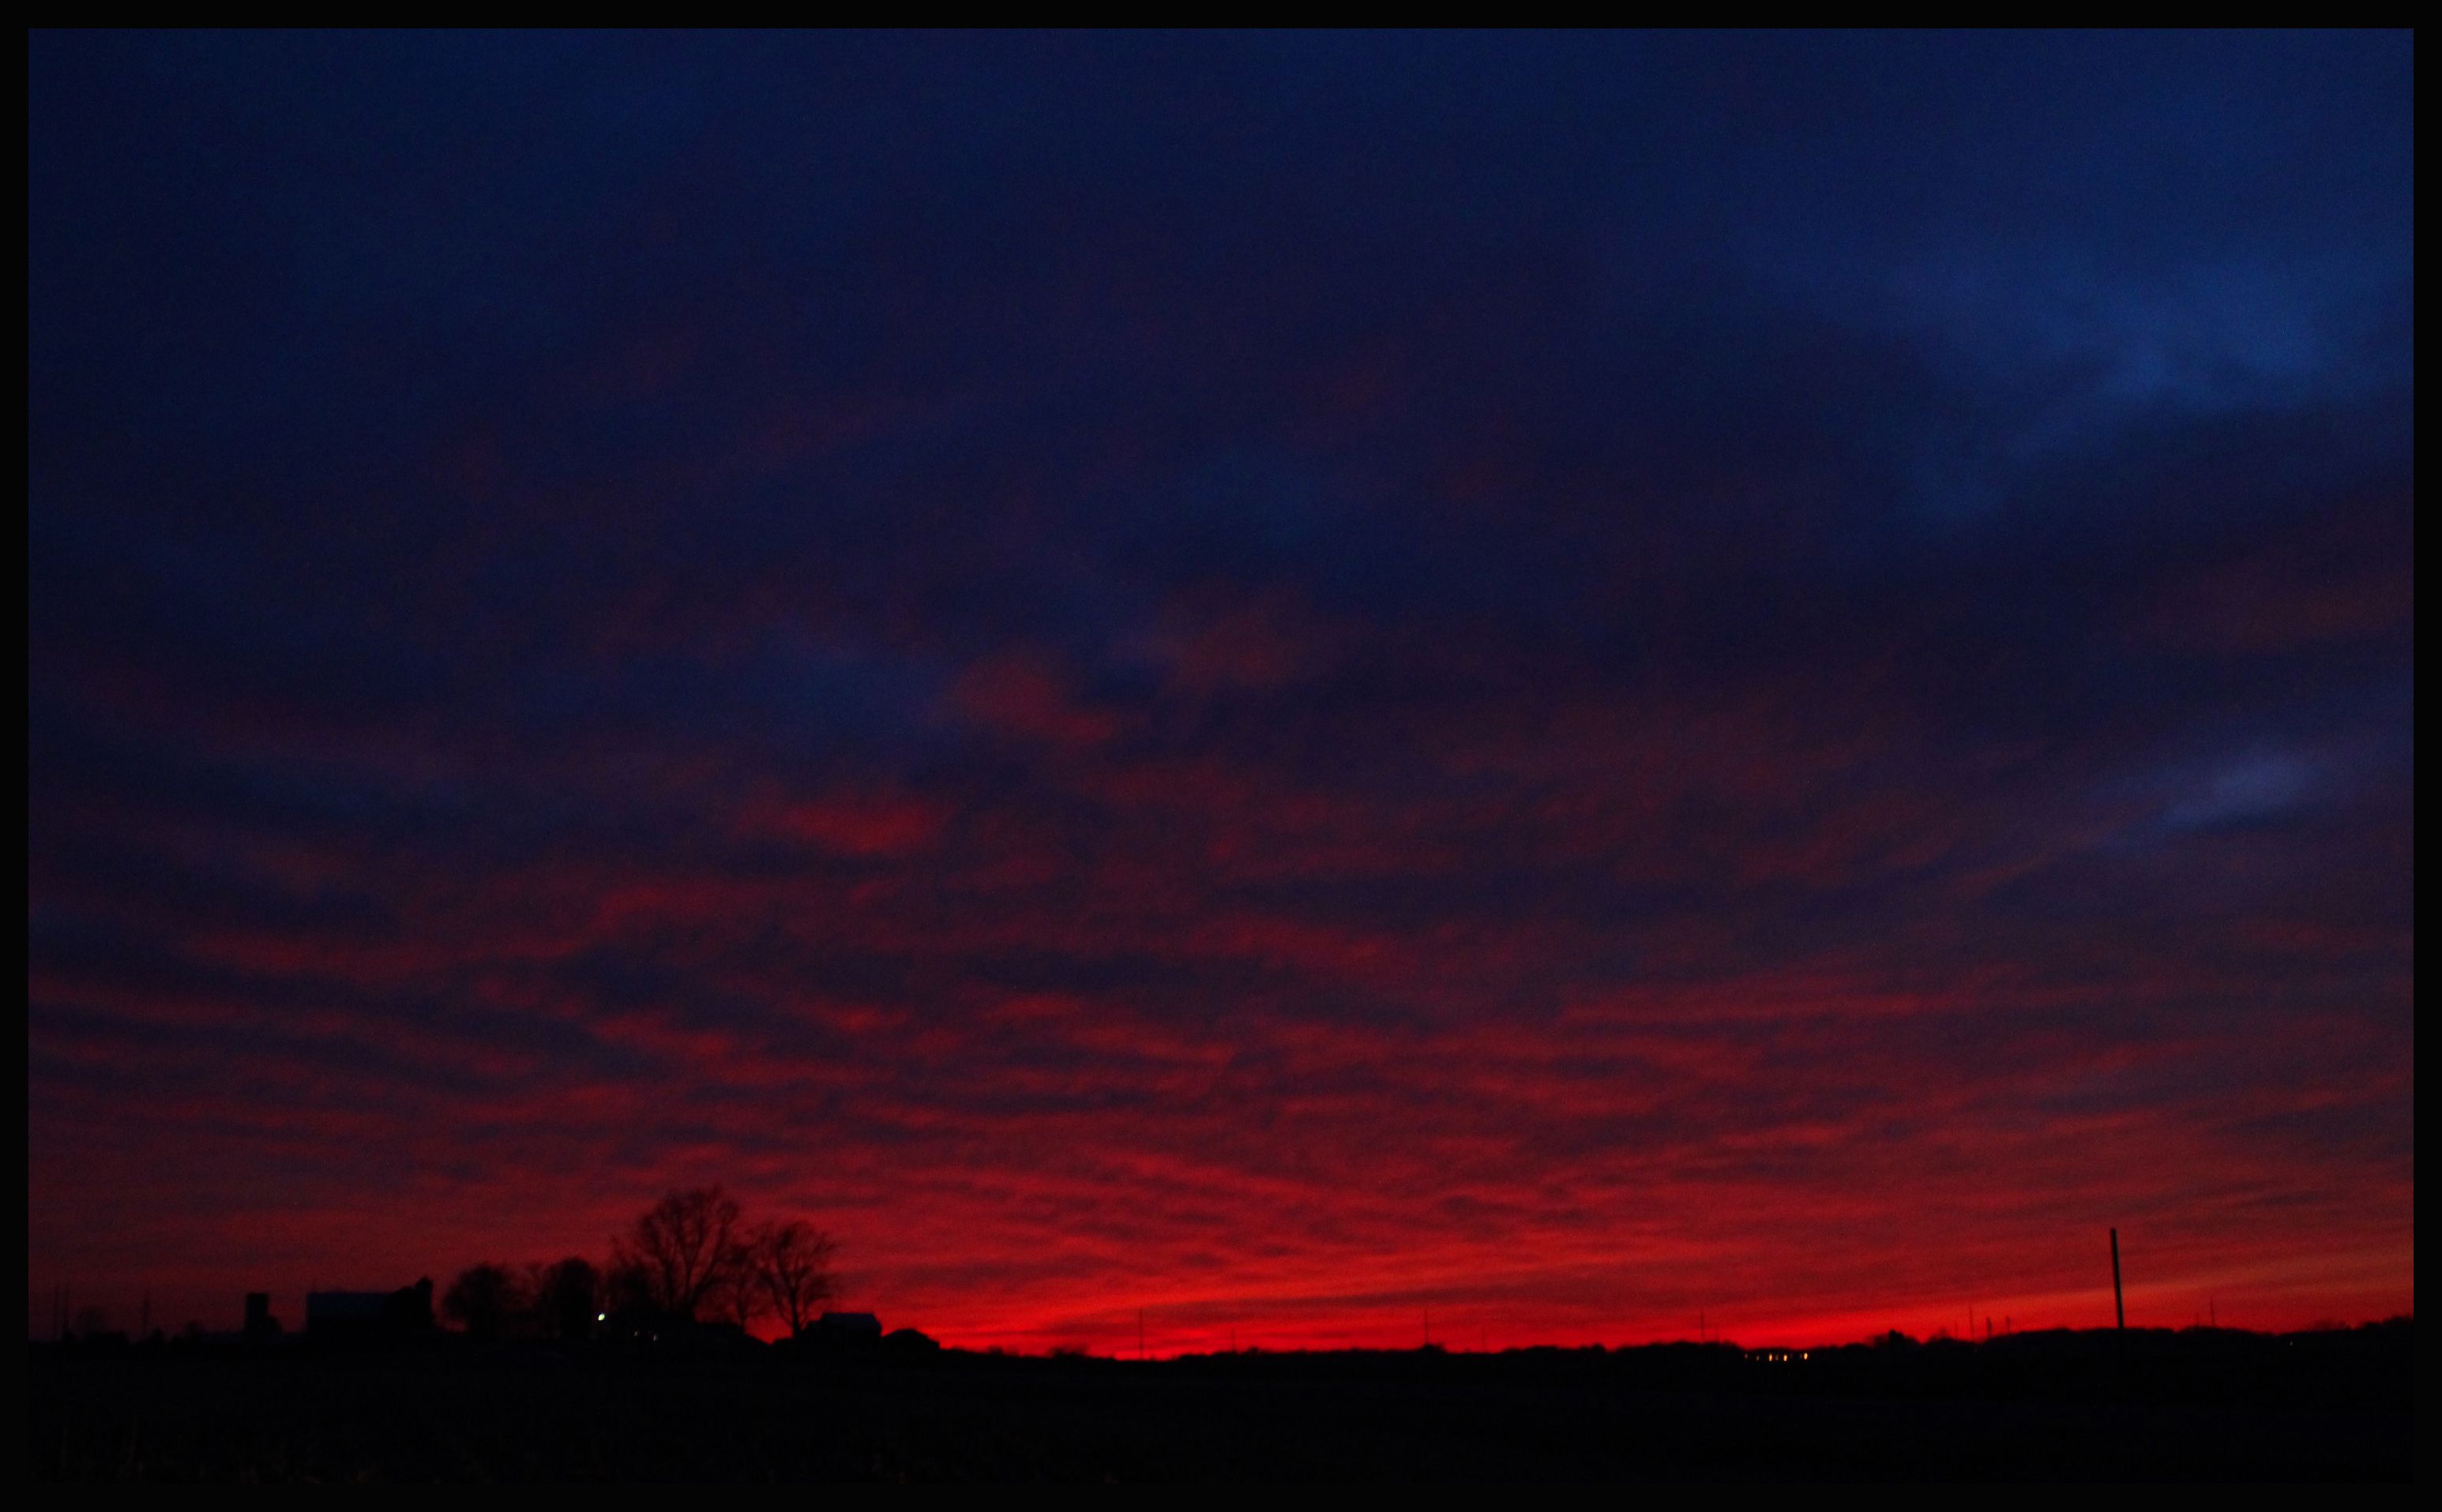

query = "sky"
(28, 32), (2414, 1352)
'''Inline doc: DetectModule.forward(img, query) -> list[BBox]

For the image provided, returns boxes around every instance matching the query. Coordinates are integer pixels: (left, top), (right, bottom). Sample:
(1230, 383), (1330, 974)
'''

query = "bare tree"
(751, 1219), (840, 1336)
(708, 1262), (764, 1332)
(611, 1185), (748, 1322)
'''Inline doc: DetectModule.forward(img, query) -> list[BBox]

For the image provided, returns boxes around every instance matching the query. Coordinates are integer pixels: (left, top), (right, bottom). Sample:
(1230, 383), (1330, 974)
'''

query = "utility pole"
(2110, 1228), (2125, 1331)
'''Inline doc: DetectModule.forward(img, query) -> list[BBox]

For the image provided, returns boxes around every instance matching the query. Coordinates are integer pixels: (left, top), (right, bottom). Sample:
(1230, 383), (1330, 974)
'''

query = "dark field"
(29, 1326), (2412, 1481)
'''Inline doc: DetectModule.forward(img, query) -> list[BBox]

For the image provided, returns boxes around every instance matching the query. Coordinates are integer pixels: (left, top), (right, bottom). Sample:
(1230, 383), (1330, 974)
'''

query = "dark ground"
(28, 1323), (2413, 1481)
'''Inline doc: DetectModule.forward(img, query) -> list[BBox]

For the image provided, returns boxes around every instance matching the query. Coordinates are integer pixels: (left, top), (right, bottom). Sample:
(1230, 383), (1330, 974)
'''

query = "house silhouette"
(814, 1311), (882, 1342)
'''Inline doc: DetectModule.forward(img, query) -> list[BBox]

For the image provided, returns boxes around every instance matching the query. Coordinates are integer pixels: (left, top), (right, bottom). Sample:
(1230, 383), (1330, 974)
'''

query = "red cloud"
(950, 650), (1122, 748)
(746, 787), (951, 857)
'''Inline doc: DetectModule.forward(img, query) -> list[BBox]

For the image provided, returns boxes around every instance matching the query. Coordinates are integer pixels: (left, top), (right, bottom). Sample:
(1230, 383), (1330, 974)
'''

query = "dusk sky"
(28, 32), (2413, 1351)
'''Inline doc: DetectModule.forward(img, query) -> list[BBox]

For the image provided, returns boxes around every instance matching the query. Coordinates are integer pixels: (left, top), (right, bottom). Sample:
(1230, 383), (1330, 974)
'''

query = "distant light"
(597, 1312), (607, 1322)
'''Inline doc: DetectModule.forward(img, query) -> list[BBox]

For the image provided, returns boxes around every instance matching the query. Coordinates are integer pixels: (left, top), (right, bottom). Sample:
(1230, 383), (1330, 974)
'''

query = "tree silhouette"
(443, 1263), (527, 1341)
(604, 1255), (656, 1315)
(751, 1218), (840, 1335)
(612, 1185), (748, 1322)
(525, 1256), (600, 1341)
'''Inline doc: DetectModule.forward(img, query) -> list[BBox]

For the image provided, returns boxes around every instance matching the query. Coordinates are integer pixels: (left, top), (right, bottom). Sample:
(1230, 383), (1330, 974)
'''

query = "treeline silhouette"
(29, 1186), (2412, 1482)
(30, 1184), (2411, 1429)
(40, 1185), (865, 1350)
(1083, 1319), (2415, 1413)
(441, 1185), (842, 1342)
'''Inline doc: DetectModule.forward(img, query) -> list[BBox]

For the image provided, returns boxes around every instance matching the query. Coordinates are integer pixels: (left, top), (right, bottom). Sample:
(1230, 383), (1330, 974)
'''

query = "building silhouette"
(306, 1278), (434, 1341)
